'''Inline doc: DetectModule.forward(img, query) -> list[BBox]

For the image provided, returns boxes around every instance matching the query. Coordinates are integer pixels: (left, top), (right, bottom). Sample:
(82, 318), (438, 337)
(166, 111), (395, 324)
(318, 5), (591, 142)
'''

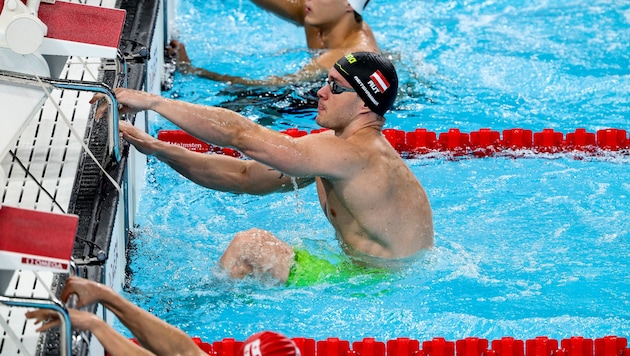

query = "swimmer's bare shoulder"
(250, 0), (306, 26)
(313, 30), (379, 69)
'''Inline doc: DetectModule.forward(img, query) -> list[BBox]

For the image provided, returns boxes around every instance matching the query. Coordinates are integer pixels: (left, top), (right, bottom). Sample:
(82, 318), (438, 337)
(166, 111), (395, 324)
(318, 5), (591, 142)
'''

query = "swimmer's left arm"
(120, 120), (311, 194)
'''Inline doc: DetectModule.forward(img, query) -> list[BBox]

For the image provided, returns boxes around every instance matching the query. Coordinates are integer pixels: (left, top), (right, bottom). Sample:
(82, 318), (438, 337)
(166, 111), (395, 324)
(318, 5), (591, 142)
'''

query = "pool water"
(120, 0), (630, 343)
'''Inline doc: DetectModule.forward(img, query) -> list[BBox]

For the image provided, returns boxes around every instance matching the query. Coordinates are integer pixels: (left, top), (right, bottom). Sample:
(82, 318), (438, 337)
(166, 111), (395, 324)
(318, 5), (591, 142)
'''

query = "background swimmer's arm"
(91, 282), (206, 355)
(26, 308), (156, 356)
(178, 60), (324, 86)
(250, 0), (306, 25)
(172, 37), (325, 85)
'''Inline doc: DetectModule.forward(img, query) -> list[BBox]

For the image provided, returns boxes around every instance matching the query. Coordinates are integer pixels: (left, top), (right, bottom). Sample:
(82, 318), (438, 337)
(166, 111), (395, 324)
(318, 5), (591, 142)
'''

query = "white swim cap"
(348, 0), (369, 15)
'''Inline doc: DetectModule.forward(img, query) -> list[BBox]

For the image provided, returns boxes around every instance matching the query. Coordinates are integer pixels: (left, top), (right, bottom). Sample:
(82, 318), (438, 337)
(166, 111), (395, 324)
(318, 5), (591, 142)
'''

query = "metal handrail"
(0, 69), (122, 161)
(117, 49), (128, 89)
(0, 296), (73, 356)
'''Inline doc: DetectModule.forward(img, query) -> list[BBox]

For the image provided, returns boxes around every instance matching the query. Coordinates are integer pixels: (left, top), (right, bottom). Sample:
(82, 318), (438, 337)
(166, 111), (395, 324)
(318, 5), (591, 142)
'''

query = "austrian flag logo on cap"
(335, 51), (398, 116)
(369, 70), (390, 93)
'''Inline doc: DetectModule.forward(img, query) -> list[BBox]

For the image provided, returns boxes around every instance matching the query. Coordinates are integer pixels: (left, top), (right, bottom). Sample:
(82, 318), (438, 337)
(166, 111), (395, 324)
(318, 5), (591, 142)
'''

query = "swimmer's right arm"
(250, 0), (306, 25)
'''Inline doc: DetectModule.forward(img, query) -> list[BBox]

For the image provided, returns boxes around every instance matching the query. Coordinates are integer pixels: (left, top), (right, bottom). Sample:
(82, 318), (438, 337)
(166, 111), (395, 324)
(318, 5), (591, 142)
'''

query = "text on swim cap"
(344, 53), (357, 64)
(244, 339), (262, 356)
(353, 75), (379, 106)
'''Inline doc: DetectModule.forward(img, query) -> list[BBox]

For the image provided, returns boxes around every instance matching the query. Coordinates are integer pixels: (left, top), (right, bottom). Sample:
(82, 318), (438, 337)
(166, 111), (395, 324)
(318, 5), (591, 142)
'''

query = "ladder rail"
(0, 69), (122, 162)
(0, 295), (73, 356)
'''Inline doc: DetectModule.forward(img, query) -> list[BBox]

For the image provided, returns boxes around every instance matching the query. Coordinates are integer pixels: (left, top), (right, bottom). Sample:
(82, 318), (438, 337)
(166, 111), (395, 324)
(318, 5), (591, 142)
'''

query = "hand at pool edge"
(90, 88), (163, 120)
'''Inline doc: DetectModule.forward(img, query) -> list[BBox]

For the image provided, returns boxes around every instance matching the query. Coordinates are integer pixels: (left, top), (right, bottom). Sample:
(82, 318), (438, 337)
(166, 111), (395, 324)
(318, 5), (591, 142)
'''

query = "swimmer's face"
(315, 68), (364, 129)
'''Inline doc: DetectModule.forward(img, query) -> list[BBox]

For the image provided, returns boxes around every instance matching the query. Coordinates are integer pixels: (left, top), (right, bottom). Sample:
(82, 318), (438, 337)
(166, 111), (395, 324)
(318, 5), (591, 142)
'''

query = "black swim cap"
(334, 52), (398, 116)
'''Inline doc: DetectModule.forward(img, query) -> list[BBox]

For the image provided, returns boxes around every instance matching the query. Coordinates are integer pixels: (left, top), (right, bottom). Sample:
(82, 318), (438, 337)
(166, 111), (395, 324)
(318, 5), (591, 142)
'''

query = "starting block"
(0, 205), (78, 273)
(0, 205), (79, 356)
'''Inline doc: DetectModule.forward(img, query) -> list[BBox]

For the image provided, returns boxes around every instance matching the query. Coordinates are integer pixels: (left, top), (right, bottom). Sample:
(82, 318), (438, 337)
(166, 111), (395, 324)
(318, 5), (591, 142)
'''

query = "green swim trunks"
(285, 249), (389, 287)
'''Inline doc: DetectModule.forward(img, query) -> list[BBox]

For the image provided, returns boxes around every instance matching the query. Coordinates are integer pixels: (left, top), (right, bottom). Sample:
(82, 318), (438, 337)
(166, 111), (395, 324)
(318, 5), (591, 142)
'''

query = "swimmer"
(171, 0), (379, 85)
(25, 276), (301, 356)
(105, 52), (434, 285)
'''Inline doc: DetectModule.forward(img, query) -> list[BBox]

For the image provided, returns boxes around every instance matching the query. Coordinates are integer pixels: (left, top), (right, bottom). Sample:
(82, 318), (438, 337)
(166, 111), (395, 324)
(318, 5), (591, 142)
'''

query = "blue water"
(120, 0), (630, 343)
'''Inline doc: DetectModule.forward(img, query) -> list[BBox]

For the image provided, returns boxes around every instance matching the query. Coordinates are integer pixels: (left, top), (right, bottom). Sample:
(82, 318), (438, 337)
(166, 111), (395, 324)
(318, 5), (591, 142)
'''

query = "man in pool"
(107, 52), (434, 285)
(171, 0), (380, 85)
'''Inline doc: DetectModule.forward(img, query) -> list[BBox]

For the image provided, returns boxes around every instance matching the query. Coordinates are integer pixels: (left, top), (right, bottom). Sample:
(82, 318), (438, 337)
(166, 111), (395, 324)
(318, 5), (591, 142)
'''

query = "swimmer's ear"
(357, 100), (372, 115)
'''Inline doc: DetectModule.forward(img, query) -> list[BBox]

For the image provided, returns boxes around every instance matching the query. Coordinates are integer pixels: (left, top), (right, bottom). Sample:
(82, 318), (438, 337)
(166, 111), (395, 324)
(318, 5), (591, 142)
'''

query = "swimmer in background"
(102, 52), (434, 285)
(172, 0), (379, 86)
(25, 277), (300, 355)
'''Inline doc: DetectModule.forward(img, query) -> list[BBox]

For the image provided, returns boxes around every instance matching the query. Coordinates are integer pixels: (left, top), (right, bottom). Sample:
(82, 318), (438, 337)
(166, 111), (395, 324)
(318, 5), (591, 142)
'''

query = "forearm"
(157, 145), (247, 192)
(116, 88), (252, 149)
(144, 96), (256, 150)
(98, 288), (201, 355)
(178, 62), (298, 86)
(154, 143), (284, 194)
(120, 116), (300, 194)
(88, 318), (155, 356)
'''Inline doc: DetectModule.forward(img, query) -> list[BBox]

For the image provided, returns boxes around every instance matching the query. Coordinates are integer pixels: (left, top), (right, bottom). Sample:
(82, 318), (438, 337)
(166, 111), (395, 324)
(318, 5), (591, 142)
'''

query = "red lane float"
(157, 128), (629, 158)
(175, 336), (628, 356)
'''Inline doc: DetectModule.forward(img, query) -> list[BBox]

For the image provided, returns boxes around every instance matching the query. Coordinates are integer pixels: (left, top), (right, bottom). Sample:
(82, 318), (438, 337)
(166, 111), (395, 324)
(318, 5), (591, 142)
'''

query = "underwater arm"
(171, 40), (323, 85)
(178, 62), (287, 85)
(178, 60), (324, 86)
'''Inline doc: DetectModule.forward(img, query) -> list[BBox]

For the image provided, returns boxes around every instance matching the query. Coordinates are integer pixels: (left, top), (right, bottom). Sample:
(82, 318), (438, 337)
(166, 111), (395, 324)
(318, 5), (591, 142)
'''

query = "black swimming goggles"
(326, 78), (356, 94)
